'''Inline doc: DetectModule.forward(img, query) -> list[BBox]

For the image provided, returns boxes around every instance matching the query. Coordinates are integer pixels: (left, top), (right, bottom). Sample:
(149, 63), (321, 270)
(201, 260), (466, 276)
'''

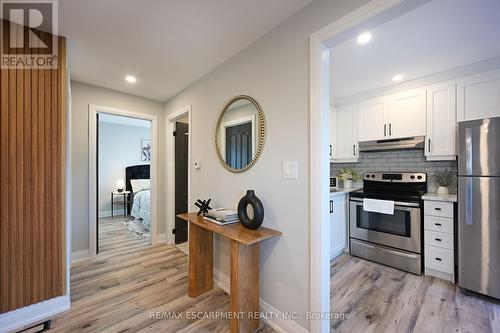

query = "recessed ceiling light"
(392, 74), (403, 82)
(357, 32), (372, 44)
(125, 75), (137, 83)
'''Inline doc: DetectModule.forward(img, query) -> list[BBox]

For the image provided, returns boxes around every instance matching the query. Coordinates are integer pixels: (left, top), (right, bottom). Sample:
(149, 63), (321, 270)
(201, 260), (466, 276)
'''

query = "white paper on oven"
(362, 198), (395, 215)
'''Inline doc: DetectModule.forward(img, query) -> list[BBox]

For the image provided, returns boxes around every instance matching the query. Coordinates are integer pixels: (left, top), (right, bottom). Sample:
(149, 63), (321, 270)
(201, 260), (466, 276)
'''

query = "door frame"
(166, 105), (192, 245)
(88, 104), (159, 260)
(308, 0), (400, 331)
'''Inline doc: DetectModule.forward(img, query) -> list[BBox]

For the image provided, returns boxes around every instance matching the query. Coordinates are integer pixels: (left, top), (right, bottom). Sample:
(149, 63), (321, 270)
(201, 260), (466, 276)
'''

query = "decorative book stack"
(203, 208), (239, 225)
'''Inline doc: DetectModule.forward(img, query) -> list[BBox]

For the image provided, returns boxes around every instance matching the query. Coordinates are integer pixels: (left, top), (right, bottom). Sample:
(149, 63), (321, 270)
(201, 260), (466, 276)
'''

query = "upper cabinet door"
(333, 104), (358, 161)
(426, 82), (457, 160)
(387, 88), (426, 138)
(329, 106), (337, 159)
(457, 69), (500, 122)
(357, 97), (386, 142)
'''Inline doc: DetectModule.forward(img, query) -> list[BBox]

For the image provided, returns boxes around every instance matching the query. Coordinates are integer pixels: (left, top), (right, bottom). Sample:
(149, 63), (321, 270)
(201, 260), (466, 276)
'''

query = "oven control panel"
(363, 172), (426, 183)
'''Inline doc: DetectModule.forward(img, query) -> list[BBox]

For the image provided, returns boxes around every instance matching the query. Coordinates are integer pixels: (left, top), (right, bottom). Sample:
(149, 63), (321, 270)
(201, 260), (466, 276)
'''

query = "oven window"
(356, 206), (411, 237)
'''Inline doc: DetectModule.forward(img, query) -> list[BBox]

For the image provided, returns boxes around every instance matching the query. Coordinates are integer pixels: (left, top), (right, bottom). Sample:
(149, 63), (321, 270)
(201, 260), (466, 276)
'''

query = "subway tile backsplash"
(330, 150), (458, 193)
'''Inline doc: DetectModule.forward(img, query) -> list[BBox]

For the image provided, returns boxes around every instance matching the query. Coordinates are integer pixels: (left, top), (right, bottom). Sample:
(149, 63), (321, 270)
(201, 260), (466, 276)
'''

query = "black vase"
(238, 190), (264, 230)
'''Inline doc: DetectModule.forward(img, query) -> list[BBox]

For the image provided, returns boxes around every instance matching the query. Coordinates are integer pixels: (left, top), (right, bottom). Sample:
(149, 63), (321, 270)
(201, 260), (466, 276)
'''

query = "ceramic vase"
(238, 190), (264, 230)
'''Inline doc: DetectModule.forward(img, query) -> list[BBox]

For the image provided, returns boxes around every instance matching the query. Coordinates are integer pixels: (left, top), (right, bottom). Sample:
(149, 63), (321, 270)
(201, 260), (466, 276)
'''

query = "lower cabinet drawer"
(425, 245), (454, 274)
(424, 215), (454, 234)
(424, 230), (454, 250)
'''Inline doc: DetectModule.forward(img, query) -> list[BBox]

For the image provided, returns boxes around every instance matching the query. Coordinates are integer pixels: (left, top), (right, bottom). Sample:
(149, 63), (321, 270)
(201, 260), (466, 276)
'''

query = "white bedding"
(130, 189), (151, 229)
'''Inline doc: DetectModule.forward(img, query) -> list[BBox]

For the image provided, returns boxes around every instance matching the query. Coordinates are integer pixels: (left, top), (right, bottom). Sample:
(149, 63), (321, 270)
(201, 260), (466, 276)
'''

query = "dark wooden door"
(175, 122), (189, 244)
(225, 122), (252, 169)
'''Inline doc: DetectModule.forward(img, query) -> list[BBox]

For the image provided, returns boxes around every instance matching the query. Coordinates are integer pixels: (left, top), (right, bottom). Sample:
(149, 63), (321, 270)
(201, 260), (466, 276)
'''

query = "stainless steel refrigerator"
(458, 117), (500, 299)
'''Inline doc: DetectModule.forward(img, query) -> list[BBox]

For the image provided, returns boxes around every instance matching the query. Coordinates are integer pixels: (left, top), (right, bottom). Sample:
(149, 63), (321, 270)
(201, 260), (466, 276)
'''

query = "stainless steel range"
(349, 172), (427, 275)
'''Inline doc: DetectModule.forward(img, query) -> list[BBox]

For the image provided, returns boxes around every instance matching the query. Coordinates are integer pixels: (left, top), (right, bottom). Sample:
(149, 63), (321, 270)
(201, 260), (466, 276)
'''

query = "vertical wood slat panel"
(0, 29), (66, 313)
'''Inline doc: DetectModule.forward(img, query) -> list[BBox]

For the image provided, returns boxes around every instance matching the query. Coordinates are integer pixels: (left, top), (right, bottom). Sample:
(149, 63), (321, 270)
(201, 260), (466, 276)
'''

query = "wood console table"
(177, 213), (281, 333)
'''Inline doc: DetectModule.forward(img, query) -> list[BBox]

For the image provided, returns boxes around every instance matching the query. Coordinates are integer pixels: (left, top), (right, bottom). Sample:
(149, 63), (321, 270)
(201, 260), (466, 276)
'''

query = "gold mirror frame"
(215, 95), (266, 173)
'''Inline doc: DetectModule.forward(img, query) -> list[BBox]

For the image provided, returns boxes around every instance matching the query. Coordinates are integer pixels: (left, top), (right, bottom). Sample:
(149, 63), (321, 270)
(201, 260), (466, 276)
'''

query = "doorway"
(167, 106), (191, 252)
(174, 120), (189, 244)
(89, 105), (159, 259)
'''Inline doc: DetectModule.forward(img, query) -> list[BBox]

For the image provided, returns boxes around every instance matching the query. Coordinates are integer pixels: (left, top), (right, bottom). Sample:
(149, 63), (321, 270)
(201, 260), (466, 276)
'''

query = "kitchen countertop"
(330, 187), (362, 197)
(422, 193), (457, 202)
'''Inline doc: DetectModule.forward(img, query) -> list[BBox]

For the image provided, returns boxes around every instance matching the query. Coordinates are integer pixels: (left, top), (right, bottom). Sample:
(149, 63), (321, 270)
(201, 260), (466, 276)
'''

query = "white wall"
(71, 81), (165, 253)
(163, 0), (370, 329)
(98, 121), (151, 217)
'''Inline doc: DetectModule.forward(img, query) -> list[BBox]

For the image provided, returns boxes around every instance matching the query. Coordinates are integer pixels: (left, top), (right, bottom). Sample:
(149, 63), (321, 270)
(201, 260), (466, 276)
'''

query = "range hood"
(359, 136), (425, 152)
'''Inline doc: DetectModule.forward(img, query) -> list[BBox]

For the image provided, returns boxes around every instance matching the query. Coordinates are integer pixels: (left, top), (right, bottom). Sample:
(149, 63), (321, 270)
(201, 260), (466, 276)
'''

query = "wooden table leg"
(188, 223), (213, 297)
(230, 240), (260, 333)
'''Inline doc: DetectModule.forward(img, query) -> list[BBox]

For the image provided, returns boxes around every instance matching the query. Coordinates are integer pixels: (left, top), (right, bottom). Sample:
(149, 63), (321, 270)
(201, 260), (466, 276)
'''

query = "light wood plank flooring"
(50, 218), (274, 333)
(97, 217), (151, 254)
(330, 254), (500, 333)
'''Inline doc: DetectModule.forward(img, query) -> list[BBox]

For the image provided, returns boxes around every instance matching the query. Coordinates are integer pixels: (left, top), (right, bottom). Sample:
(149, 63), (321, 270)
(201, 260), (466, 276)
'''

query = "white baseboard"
(213, 268), (309, 333)
(157, 233), (167, 244)
(0, 294), (70, 333)
(71, 249), (90, 263)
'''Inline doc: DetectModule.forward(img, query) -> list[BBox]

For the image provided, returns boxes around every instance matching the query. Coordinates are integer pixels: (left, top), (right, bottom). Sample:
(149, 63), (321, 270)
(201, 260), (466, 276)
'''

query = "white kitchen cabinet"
(357, 97), (386, 142)
(330, 193), (348, 260)
(423, 199), (455, 283)
(425, 82), (457, 160)
(387, 88), (426, 138)
(329, 106), (336, 160)
(457, 69), (500, 122)
(331, 104), (358, 162)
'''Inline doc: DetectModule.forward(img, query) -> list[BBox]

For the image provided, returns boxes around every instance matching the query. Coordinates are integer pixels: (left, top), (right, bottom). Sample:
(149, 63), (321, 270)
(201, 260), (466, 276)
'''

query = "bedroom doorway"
(89, 105), (159, 259)
(96, 113), (152, 254)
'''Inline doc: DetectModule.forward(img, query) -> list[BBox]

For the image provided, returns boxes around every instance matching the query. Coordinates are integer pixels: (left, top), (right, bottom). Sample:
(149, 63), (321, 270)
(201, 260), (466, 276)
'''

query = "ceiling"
(59, 0), (311, 101)
(98, 113), (151, 128)
(330, 0), (500, 101)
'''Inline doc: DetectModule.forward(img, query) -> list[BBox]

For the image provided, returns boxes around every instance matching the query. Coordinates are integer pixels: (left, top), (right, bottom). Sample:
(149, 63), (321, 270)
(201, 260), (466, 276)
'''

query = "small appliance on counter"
(330, 177), (339, 191)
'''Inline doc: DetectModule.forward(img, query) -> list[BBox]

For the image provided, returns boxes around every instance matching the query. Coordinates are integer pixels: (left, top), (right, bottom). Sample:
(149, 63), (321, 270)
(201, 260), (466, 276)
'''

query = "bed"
(126, 165), (151, 229)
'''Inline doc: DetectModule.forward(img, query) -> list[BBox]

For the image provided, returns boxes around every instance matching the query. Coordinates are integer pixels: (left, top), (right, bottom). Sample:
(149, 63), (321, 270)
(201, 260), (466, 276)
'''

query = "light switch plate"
(282, 161), (298, 179)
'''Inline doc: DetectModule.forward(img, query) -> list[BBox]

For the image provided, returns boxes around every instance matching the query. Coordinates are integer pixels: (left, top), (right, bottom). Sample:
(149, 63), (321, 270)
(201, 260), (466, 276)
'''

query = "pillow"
(130, 179), (150, 193)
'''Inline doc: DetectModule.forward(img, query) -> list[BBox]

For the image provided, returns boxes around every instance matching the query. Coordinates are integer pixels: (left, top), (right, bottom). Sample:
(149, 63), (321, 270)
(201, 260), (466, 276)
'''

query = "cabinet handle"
(435, 207), (442, 211)
(428, 139), (431, 153)
(435, 238), (442, 242)
(434, 223), (442, 226)
(329, 200), (333, 214)
(353, 145), (356, 156)
(435, 257), (442, 262)
(330, 145), (332, 156)
(384, 124), (387, 136)
(389, 123), (392, 136)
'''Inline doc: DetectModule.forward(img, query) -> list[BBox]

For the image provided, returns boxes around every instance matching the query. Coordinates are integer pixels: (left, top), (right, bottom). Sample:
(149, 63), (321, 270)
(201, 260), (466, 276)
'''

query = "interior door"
(225, 122), (252, 169)
(175, 122), (189, 244)
(357, 97), (386, 141)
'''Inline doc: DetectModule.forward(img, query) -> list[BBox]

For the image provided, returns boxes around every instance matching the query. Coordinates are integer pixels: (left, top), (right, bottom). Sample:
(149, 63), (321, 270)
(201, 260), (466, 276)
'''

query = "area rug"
(123, 219), (151, 239)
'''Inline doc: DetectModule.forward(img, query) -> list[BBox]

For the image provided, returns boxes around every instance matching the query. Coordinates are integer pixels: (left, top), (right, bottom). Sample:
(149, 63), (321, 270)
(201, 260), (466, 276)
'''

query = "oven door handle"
(350, 197), (421, 208)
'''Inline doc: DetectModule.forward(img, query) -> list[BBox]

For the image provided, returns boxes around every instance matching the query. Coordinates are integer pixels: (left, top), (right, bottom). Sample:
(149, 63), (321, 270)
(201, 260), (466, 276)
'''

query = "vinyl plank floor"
(48, 218), (276, 333)
(330, 253), (500, 333)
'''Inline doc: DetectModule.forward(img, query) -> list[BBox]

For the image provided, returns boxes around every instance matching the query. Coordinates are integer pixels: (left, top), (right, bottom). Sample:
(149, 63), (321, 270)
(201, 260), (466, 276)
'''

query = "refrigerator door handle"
(465, 127), (473, 175)
(466, 177), (473, 225)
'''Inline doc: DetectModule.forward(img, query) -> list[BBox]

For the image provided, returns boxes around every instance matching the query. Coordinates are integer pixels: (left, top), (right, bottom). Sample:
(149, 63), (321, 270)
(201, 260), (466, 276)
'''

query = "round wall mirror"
(215, 95), (266, 173)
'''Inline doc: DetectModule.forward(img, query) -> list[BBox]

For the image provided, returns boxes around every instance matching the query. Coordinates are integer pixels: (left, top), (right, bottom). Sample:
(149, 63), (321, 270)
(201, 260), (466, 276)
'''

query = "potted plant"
(339, 168), (359, 189)
(434, 169), (455, 195)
